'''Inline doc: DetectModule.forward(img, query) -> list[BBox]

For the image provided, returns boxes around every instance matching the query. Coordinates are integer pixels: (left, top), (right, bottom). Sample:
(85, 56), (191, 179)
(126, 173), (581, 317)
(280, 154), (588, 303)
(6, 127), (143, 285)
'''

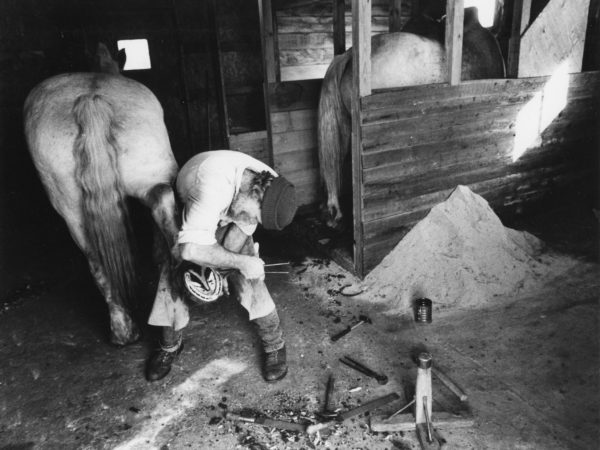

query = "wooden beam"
(259, 0), (277, 166)
(389, 0), (402, 32)
(208, 0), (230, 148)
(351, 0), (371, 277)
(507, 0), (532, 78)
(259, 0), (279, 83)
(333, 0), (346, 55)
(445, 0), (464, 85)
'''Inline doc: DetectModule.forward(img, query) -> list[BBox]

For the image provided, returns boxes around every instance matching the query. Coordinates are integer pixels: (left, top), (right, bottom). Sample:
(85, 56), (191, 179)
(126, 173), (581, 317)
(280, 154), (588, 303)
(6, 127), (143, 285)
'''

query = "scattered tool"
(432, 366), (468, 402)
(370, 352), (472, 450)
(331, 315), (371, 342)
(339, 355), (388, 385)
(307, 392), (400, 434)
(316, 374), (338, 420)
(225, 412), (306, 432)
(387, 398), (415, 420)
(264, 262), (290, 267)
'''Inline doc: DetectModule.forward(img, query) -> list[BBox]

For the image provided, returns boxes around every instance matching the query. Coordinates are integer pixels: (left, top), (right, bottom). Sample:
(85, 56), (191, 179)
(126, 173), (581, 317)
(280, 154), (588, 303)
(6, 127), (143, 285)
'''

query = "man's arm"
(180, 242), (265, 280)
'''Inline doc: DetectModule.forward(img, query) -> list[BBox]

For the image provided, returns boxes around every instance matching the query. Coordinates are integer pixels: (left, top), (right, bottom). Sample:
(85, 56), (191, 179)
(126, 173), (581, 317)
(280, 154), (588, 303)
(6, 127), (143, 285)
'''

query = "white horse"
(23, 44), (182, 345)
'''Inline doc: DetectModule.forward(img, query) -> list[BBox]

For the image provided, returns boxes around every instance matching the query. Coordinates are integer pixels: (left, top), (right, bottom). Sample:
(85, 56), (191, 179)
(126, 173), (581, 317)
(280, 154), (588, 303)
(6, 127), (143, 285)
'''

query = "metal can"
(415, 298), (432, 323)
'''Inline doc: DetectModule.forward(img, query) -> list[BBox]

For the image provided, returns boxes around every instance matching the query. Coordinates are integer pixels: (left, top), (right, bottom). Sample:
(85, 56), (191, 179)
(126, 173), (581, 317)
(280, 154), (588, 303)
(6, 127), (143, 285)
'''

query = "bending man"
(146, 150), (297, 383)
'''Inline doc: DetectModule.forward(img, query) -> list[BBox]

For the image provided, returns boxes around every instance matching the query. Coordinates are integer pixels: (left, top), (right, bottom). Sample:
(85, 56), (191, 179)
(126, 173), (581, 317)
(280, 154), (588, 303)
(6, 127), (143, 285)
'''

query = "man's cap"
(261, 176), (297, 230)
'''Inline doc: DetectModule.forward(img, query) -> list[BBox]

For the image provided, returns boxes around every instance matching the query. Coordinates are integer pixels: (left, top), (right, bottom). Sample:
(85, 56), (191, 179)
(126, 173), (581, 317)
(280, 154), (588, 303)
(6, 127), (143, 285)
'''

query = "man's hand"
(239, 256), (265, 281)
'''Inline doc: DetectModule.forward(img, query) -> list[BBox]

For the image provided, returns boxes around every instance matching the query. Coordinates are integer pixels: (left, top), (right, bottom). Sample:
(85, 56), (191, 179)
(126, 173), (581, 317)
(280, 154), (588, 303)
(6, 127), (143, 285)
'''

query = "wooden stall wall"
(268, 79), (322, 207)
(215, 0), (268, 161)
(359, 72), (600, 274)
(276, 0), (413, 81)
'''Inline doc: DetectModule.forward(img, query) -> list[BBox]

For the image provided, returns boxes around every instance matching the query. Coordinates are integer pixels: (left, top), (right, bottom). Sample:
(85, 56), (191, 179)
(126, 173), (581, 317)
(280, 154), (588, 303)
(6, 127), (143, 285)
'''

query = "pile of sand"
(360, 185), (574, 312)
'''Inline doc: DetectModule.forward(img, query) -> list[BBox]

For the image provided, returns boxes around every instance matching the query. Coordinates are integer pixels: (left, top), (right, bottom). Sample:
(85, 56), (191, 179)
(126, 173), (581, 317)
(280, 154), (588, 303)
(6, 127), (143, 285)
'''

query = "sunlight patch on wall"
(113, 358), (246, 450)
(117, 39), (151, 70)
(512, 62), (569, 162)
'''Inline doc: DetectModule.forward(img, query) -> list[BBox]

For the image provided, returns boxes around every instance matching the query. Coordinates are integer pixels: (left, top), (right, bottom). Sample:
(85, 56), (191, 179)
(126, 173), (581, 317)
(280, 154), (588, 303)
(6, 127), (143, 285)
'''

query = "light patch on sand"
(114, 358), (246, 450)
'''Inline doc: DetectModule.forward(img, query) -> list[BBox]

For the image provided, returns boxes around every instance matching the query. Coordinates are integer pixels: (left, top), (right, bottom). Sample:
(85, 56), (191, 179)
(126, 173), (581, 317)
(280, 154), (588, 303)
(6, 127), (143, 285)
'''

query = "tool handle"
(331, 327), (352, 342)
(225, 413), (255, 423)
(340, 357), (388, 384)
(306, 421), (333, 434)
(432, 366), (468, 402)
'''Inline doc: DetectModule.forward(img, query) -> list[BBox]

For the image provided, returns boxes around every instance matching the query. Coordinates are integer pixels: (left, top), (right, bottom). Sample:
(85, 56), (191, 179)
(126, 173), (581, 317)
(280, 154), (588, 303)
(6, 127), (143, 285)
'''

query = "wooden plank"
(280, 64), (331, 80)
(389, 0), (402, 32)
(445, 0), (464, 85)
(351, 0), (371, 277)
(361, 73), (600, 122)
(363, 133), (595, 208)
(334, 0), (347, 55)
(275, 14), (389, 34)
(273, 146), (319, 173)
(361, 97), (598, 155)
(229, 131), (270, 164)
(371, 412), (475, 433)
(362, 104), (596, 171)
(518, 0), (591, 77)
(362, 143), (595, 223)
(272, 128), (317, 152)
(271, 109), (317, 133)
(268, 79), (322, 112)
(507, 0), (532, 77)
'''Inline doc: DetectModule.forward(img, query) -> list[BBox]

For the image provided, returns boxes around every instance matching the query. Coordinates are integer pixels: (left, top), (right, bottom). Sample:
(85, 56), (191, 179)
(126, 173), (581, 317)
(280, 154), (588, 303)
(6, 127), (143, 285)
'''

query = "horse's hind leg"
(142, 184), (187, 330)
(88, 259), (141, 346)
(61, 207), (140, 346)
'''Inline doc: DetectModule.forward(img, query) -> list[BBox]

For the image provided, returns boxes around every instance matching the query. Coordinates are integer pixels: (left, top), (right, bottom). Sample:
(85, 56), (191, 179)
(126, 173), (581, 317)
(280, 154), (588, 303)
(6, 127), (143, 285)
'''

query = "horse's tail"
(73, 94), (135, 304)
(317, 51), (352, 226)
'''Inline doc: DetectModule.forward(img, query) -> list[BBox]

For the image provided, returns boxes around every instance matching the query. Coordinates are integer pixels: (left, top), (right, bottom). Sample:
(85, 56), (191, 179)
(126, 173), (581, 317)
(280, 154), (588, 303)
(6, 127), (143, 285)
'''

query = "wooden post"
(258, 0), (278, 166)
(351, 0), (370, 277)
(170, 0), (196, 156)
(208, 0), (230, 148)
(333, 0), (346, 55)
(259, 0), (279, 83)
(389, 0), (402, 32)
(445, 0), (464, 85)
(352, 0), (371, 97)
(507, 0), (532, 77)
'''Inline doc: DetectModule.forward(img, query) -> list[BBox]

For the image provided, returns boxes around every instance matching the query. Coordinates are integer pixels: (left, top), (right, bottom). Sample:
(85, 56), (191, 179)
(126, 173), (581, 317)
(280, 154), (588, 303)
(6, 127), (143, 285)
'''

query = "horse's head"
(92, 43), (126, 75)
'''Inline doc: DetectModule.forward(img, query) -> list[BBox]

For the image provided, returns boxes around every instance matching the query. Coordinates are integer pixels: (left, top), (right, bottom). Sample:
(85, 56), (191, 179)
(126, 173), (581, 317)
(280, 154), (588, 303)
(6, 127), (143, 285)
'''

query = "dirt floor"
(0, 199), (598, 450)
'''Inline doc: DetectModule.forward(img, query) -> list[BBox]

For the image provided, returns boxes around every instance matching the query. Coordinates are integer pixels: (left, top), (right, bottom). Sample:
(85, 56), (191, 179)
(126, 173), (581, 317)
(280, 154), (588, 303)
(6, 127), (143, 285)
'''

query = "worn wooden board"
(268, 79), (322, 112)
(518, 0), (591, 77)
(229, 131), (270, 164)
(268, 79), (322, 207)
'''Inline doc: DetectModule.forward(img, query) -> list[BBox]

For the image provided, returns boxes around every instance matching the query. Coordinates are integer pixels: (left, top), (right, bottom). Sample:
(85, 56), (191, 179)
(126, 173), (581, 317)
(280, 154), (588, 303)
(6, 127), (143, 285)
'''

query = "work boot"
(263, 344), (288, 382)
(145, 341), (184, 382)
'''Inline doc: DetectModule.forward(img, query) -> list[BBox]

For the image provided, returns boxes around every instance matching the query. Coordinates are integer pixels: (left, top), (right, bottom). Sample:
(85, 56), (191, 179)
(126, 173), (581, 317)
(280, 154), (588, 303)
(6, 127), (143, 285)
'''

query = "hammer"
(331, 315), (371, 342)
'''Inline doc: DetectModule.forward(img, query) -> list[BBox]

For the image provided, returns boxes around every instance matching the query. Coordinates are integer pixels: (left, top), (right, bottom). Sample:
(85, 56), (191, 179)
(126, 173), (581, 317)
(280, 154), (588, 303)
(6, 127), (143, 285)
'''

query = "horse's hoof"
(110, 327), (142, 347)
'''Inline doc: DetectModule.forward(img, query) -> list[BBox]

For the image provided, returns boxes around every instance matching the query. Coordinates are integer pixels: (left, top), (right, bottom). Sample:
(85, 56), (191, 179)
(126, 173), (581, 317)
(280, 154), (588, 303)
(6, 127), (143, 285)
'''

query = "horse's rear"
(318, 11), (505, 229)
(24, 72), (180, 345)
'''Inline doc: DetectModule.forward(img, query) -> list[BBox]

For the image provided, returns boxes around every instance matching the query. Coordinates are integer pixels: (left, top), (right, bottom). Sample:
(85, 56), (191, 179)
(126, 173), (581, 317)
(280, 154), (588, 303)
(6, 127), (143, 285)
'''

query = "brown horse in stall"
(23, 44), (181, 345)
(318, 7), (506, 229)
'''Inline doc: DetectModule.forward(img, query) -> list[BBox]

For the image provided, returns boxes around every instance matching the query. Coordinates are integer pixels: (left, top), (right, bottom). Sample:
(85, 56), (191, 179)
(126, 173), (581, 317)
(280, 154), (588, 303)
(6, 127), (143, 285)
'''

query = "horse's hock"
(266, 0), (599, 278)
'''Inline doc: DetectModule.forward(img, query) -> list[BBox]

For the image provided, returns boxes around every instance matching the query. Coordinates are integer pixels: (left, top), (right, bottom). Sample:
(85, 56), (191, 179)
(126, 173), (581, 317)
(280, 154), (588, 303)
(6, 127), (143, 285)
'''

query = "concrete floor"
(0, 201), (598, 450)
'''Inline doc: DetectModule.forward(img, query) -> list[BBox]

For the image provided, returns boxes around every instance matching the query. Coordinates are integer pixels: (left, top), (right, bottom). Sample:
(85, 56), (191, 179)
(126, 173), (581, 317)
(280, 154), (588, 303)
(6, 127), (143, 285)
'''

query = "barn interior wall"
(276, 0), (413, 81)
